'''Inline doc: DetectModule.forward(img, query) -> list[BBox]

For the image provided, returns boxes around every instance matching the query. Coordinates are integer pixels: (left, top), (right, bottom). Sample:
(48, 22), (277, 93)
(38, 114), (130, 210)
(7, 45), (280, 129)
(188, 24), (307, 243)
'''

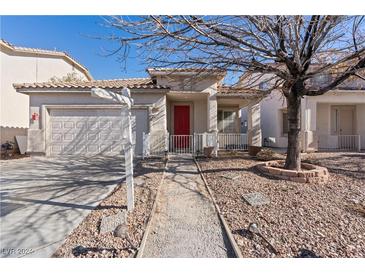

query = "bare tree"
(102, 16), (365, 170)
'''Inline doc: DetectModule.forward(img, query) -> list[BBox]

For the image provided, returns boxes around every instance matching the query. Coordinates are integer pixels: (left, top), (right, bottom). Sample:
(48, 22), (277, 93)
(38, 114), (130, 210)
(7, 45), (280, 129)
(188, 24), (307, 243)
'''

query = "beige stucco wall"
(0, 50), (89, 129)
(155, 74), (221, 92)
(316, 103), (329, 135)
(132, 92), (167, 134)
(156, 74), (222, 134)
(24, 89), (166, 155)
(260, 90), (288, 147)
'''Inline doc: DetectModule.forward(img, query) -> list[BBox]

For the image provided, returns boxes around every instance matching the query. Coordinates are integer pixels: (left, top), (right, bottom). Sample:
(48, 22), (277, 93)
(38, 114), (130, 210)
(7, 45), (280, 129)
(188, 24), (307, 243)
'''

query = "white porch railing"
(193, 133), (217, 156)
(143, 132), (248, 157)
(218, 133), (248, 151)
(318, 134), (361, 152)
(169, 135), (194, 154)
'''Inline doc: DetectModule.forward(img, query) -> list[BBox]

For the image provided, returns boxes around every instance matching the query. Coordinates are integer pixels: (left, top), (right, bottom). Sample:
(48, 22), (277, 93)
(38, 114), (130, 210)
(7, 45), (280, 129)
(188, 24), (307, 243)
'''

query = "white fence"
(169, 135), (194, 154)
(168, 133), (217, 155)
(318, 134), (361, 152)
(143, 132), (248, 157)
(193, 133), (217, 156)
(218, 133), (248, 151)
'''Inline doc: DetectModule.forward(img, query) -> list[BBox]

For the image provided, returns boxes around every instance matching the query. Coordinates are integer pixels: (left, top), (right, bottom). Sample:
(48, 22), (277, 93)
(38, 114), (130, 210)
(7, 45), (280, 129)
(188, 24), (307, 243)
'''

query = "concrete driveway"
(0, 155), (125, 258)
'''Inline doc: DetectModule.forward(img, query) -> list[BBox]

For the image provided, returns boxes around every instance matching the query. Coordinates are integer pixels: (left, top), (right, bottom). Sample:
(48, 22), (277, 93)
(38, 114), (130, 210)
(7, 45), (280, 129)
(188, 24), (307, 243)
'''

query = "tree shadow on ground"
(304, 153), (365, 180)
(295, 248), (322, 258)
(199, 152), (365, 181)
(0, 155), (163, 257)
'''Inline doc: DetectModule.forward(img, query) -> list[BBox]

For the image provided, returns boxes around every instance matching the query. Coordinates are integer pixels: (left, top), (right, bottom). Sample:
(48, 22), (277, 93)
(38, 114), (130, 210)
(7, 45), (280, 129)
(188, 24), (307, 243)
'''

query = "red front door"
(174, 105), (190, 149)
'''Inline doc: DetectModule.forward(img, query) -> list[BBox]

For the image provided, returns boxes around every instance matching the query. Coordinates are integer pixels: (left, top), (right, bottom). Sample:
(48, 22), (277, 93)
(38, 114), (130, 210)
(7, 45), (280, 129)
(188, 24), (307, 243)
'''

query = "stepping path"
(141, 155), (234, 258)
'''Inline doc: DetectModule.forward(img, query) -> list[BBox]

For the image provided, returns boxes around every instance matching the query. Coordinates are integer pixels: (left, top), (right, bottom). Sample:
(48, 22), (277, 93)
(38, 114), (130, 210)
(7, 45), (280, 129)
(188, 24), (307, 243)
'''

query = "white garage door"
(48, 108), (125, 156)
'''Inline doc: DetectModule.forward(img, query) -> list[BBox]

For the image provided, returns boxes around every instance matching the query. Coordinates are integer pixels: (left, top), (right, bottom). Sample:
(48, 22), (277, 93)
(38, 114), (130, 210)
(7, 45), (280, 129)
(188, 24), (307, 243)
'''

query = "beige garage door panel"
(48, 108), (124, 156)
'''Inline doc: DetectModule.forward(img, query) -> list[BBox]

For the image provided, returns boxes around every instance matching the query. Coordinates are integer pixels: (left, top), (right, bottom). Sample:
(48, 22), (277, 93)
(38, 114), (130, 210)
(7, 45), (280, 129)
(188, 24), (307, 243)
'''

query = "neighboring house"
(14, 68), (264, 157)
(260, 76), (365, 151)
(0, 39), (92, 150)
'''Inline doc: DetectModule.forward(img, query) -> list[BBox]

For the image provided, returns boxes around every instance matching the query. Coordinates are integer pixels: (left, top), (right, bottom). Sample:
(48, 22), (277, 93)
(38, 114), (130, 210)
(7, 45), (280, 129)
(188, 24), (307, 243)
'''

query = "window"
(218, 110), (236, 133)
(282, 110), (289, 135)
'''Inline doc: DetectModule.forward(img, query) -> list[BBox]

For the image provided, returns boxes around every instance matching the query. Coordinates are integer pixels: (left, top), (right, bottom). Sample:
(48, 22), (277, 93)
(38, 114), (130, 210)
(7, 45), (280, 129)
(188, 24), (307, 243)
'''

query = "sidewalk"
(141, 155), (234, 258)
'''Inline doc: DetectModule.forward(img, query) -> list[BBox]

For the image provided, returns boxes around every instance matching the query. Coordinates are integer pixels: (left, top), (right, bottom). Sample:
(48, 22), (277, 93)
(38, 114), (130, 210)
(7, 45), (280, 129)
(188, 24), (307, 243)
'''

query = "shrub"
(256, 148), (276, 161)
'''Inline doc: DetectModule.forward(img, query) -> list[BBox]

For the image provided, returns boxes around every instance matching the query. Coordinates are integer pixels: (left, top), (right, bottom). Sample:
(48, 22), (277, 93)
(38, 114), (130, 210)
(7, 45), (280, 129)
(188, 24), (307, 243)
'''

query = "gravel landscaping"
(53, 158), (166, 258)
(197, 152), (365, 258)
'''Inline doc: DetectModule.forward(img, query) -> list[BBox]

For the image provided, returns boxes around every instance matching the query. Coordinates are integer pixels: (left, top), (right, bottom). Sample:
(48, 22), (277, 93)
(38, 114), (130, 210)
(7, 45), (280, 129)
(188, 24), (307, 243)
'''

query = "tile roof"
(13, 78), (169, 90)
(217, 85), (265, 98)
(147, 67), (226, 76)
(1, 39), (92, 80)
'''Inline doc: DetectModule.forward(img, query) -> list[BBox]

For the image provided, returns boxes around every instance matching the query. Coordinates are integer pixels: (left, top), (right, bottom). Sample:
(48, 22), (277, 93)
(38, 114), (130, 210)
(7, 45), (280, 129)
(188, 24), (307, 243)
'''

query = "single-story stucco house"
(0, 39), (92, 150)
(14, 68), (264, 157)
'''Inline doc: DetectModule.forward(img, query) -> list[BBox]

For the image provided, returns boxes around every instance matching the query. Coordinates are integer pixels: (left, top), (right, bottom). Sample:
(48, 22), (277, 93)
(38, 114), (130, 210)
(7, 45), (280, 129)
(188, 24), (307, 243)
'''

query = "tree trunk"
(284, 91), (302, 170)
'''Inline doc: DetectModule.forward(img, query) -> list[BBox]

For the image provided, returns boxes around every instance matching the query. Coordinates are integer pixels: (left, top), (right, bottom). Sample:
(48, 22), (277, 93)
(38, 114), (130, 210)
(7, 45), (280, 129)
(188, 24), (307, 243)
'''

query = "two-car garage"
(47, 107), (149, 157)
(15, 80), (168, 157)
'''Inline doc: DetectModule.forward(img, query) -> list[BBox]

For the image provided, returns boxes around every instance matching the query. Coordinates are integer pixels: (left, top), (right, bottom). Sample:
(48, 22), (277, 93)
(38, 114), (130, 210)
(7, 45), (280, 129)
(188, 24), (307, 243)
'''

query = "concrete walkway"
(142, 155), (234, 258)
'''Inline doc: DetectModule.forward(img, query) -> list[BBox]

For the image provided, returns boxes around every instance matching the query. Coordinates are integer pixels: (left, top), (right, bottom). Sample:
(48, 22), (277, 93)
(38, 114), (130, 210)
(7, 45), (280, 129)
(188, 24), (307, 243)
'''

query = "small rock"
(248, 223), (260, 234)
(72, 245), (87, 256)
(297, 248), (320, 258)
(317, 231), (325, 238)
(100, 211), (127, 234)
(134, 177), (146, 186)
(350, 199), (360, 204)
(236, 239), (244, 246)
(114, 224), (128, 238)
(220, 173), (240, 180)
(253, 243), (261, 250)
(243, 192), (270, 206)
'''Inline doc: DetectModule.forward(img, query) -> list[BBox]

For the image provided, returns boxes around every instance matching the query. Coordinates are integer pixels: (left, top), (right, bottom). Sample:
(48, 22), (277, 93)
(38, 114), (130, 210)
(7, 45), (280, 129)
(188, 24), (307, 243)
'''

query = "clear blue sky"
(0, 16), (148, 80)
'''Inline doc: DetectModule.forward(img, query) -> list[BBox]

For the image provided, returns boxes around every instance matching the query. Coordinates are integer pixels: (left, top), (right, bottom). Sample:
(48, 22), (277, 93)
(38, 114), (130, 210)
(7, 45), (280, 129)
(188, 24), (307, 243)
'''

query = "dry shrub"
(256, 148), (276, 161)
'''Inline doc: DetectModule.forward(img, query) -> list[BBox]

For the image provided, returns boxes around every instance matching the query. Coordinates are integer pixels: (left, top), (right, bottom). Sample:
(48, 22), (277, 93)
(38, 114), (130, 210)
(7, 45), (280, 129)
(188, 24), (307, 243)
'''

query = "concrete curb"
(194, 158), (244, 258)
(135, 158), (168, 258)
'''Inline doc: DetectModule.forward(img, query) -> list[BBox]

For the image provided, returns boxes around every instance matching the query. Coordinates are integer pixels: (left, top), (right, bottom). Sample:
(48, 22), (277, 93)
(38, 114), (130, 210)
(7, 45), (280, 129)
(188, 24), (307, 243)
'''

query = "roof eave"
(216, 93), (264, 99)
(147, 68), (227, 78)
(15, 87), (170, 94)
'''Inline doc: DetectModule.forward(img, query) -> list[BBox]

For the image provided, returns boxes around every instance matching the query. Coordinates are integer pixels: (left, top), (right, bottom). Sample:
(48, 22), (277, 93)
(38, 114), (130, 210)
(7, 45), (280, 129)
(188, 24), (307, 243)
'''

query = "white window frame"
(218, 110), (236, 133)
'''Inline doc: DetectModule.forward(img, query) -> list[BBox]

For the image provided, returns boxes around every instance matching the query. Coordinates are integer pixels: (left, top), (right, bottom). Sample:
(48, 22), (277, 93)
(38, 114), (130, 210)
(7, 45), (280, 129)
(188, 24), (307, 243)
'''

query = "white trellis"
(91, 87), (135, 211)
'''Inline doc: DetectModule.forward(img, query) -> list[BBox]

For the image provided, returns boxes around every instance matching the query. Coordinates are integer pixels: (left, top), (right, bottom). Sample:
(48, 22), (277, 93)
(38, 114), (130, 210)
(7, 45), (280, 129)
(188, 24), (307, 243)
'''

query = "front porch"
(143, 89), (263, 157)
(143, 131), (248, 157)
(302, 93), (365, 152)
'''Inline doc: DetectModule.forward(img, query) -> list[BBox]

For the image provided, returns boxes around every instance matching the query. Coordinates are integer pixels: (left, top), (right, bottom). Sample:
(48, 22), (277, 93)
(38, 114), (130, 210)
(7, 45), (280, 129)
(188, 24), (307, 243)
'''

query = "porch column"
(208, 89), (218, 156)
(207, 90), (218, 132)
(303, 99), (317, 152)
(247, 102), (262, 152)
(207, 89), (218, 156)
